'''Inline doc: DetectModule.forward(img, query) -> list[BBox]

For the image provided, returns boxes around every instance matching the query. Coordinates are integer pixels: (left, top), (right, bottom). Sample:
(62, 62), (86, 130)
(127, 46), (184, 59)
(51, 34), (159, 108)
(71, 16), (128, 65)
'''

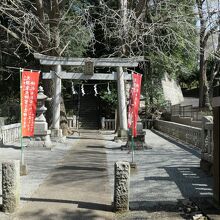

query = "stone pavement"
(0, 138), (72, 204)
(0, 131), (114, 220)
(0, 129), (215, 220)
(105, 130), (214, 219)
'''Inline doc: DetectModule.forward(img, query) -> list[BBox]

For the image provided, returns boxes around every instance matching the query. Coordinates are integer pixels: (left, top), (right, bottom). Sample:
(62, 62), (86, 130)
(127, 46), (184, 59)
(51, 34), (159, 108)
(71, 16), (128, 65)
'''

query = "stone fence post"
(2, 160), (20, 213)
(201, 116), (213, 154)
(200, 116), (213, 174)
(114, 161), (130, 212)
(101, 117), (105, 130)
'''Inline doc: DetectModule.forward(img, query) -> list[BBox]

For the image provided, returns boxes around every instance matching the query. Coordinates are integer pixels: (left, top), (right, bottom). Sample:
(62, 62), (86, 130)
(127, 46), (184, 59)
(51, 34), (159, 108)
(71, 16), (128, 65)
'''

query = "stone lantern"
(28, 86), (52, 148)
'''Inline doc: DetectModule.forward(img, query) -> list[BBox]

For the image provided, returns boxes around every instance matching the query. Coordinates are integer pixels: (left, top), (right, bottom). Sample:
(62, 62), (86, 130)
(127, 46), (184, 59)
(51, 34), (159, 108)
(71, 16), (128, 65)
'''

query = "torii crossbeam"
(34, 53), (145, 138)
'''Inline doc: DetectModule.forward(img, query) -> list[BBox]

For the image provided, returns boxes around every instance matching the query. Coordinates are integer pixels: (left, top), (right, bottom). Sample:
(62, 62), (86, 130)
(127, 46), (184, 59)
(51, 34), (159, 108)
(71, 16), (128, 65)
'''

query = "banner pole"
(131, 73), (135, 164)
(131, 134), (135, 163)
(20, 68), (24, 166)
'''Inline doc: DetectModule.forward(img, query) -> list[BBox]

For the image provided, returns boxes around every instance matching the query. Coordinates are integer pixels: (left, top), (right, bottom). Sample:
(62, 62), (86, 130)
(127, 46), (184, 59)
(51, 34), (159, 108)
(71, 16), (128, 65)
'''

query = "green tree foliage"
(0, 0), (92, 123)
(146, 0), (197, 79)
(87, 0), (197, 111)
(99, 86), (118, 118)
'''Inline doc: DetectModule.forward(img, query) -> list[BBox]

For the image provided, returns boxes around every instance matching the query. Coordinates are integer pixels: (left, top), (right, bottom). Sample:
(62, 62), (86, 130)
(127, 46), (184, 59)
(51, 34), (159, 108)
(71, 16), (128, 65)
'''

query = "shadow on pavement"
(17, 208), (112, 220)
(129, 200), (179, 211)
(56, 165), (106, 172)
(144, 166), (213, 198)
(87, 144), (122, 150)
(20, 197), (113, 212)
(67, 136), (114, 141)
(0, 144), (21, 150)
(86, 145), (105, 149)
(105, 146), (122, 150)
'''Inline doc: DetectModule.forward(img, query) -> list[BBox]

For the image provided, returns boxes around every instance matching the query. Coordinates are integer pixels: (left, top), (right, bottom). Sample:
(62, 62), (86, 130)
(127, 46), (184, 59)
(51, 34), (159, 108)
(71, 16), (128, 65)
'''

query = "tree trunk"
(60, 97), (68, 136)
(120, 0), (129, 56)
(209, 29), (220, 106)
(197, 0), (212, 110)
(43, 79), (54, 127)
(199, 44), (211, 110)
(46, 1), (68, 134)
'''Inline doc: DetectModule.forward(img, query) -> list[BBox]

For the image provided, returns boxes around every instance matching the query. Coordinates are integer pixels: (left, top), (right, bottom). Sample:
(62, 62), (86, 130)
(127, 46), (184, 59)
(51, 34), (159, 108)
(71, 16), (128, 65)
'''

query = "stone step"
(78, 124), (99, 129)
(80, 111), (97, 114)
(77, 95), (99, 129)
(78, 120), (98, 123)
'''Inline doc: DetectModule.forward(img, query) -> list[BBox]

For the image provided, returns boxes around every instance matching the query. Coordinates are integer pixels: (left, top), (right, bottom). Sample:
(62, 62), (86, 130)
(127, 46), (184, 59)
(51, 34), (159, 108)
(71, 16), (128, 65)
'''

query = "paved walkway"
(0, 130), (214, 220)
(106, 130), (213, 219)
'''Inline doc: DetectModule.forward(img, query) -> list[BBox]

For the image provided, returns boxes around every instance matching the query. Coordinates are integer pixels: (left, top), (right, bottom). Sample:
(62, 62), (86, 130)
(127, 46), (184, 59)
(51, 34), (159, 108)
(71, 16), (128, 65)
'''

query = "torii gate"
(34, 53), (144, 138)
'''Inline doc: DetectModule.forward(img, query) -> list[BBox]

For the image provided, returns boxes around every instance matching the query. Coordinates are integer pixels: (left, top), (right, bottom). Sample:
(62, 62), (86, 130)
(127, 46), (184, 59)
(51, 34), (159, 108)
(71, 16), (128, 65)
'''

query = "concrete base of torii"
(27, 132), (53, 149)
(51, 129), (63, 138)
(51, 129), (66, 143)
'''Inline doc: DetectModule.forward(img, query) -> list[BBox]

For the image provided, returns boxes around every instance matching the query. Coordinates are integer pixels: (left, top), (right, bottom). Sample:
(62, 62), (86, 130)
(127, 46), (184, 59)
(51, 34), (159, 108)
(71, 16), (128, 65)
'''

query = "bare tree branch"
(0, 24), (34, 52)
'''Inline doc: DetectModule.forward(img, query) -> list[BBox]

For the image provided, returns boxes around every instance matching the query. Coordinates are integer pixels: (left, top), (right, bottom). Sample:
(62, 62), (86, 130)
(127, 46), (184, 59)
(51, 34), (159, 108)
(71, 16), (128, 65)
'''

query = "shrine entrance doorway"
(65, 84), (100, 130)
(74, 85), (100, 130)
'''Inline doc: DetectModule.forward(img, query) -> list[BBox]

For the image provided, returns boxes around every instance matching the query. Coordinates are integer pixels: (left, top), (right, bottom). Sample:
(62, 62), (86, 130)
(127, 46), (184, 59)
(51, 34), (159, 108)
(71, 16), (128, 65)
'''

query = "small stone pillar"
(114, 161), (130, 212)
(101, 117), (105, 130)
(201, 116), (213, 152)
(2, 160), (20, 213)
(200, 116), (213, 174)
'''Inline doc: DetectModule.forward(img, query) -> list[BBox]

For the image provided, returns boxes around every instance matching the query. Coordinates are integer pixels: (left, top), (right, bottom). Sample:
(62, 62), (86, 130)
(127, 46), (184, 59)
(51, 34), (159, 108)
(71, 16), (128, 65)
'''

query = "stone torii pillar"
(51, 65), (62, 137)
(117, 67), (128, 137)
(50, 66), (128, 138)
(33, 53), (145, 138)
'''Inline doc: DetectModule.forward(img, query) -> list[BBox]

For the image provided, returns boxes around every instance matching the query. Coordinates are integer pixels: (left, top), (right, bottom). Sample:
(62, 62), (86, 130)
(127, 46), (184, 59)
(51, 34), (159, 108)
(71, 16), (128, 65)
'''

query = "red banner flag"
(21, 70), (40, 137)
(127, 72), (142, 137)
(127, 87), (134, 129)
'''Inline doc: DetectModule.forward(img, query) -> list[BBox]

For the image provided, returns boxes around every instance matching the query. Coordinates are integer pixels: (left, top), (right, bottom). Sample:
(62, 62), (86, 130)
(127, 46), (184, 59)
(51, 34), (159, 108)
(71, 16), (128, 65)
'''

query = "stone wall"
(162, 74), (184, 105)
